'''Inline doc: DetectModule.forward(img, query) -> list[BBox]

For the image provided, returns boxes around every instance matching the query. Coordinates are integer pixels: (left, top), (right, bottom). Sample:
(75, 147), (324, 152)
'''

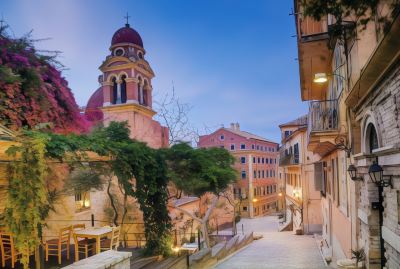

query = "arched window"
(367, 123), (379, 153)
(120, 75), (127, 103)
(143, 80), (148, 106)
(112, 77), (117, 104)
(138, 77), (143, 105)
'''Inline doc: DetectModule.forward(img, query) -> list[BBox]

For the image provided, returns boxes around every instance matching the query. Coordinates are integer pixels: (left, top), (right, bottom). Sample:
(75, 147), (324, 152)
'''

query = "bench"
(62, 250), (132, 269)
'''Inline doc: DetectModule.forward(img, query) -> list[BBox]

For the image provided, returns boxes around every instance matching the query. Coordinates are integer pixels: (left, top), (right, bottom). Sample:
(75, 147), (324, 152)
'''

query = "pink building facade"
(85, 22), (168, 148)
(198, 123), (279, 218)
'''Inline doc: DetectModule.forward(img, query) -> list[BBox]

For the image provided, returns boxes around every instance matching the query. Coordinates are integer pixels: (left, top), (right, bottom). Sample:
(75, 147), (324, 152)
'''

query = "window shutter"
(314, 162), (323, 191)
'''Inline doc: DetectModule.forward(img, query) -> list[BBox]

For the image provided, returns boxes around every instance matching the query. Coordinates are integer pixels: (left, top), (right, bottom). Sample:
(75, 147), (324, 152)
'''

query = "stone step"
(211, 241), (227, 258)
(141, 256), (186, 269)
(130, 255), (160, 269)
(225, 235), (239, 252)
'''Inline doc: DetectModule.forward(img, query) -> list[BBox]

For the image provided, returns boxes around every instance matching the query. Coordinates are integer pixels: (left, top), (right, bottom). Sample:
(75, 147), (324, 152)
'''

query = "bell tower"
(85, 20), (168, 148)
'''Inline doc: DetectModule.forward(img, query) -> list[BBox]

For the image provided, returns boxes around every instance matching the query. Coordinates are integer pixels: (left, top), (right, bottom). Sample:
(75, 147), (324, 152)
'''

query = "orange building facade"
(198, 123), (279, 218)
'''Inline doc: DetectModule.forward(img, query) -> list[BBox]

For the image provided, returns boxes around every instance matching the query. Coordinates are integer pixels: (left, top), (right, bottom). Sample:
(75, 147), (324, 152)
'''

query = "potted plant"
(337, 248), (365, 269)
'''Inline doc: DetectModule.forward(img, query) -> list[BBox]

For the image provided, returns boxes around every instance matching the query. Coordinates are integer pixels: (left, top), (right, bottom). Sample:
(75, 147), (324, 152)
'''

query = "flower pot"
(337, 258), (363, 269)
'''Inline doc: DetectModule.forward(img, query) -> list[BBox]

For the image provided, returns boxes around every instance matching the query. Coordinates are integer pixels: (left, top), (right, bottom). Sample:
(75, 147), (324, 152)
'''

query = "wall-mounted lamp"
(347, 164), (363, 181)
(367, 160), (392, 268)
(313, 72), (346, 84)
(313, 73), (328, 83)
(252, 198), (258, 203)
(368, 161), (392, 188)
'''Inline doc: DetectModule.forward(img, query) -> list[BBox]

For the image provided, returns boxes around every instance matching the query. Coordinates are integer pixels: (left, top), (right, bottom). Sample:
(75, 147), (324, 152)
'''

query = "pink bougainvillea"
(0, 33), (91, 134)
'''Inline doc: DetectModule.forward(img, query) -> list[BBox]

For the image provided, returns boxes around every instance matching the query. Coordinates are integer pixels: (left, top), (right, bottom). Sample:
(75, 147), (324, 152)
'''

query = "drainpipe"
(377, 185), (386, 268)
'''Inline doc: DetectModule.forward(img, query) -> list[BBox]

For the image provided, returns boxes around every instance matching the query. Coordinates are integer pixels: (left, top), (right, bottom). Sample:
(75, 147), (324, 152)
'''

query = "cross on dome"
(124, 12), (131, 27)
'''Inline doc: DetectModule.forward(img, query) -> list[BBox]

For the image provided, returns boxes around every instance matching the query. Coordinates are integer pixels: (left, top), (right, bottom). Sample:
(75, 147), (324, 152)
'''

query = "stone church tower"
(85, 22), (169, 148)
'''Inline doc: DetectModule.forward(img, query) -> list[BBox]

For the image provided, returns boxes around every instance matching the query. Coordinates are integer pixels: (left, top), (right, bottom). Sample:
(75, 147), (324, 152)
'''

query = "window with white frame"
(240, 144), (246, 149)
(230, 144), (235, 150)
(240, 156), (246, 164)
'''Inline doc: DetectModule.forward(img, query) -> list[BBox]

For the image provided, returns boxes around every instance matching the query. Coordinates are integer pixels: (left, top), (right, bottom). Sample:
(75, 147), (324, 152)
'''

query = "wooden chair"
(100, 226), (120, 251)
(72, 232), (95, 262)
(45, 226), (71, 265)
(72, 224), (85, 233)
(0, 232), (20, 268)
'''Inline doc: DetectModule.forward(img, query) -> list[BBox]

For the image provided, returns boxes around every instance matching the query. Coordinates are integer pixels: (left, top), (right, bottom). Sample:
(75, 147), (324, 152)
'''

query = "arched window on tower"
(138, 77), (144, 105)
(112, 77), (117, 104)
(143, 80), (148, 106)
(121, 75), (127, 104)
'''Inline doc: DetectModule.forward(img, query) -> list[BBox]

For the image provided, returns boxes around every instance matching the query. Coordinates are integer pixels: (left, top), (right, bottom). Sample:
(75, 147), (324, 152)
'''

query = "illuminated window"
(75, 191), (90, 212)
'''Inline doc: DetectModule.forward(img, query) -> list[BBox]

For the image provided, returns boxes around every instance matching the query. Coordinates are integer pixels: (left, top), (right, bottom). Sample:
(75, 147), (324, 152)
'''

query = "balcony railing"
(297, 15), (328, 39)
(308, 99), (338, 133)
(279, 149), (300, 166)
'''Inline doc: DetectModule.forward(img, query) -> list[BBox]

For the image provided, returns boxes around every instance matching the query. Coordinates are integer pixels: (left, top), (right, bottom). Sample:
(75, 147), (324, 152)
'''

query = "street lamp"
(347, 164), (363, 181)
(368, 161), (392, 188)
(367, 161), (392, 269)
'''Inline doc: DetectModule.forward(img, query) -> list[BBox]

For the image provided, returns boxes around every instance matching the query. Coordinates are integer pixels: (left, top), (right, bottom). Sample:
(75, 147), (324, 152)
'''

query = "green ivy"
(5, 132), (49, 269)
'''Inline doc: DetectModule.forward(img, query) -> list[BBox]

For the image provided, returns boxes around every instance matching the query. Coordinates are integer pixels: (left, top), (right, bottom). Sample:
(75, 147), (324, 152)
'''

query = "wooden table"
(73, 227), (112, 259)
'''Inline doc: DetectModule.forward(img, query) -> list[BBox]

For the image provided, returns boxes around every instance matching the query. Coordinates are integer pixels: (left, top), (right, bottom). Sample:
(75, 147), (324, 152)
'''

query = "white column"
(139, 85), (144, 104)
(248, 153), (254, 218)
(116, 80), (122, 104)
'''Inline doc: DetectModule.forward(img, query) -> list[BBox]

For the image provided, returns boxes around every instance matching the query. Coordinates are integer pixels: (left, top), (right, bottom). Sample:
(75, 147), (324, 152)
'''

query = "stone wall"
(355, 61), (400, 269)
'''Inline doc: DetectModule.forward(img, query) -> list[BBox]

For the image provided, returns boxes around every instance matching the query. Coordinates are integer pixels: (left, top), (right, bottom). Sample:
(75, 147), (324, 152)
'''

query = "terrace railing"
(297, 15), (328, 39)
(279, 149), (300, 166)
(308, 99), (338, 135)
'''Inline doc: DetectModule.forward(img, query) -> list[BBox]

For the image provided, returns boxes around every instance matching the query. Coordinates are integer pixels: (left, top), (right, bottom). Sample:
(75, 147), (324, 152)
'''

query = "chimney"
(235, 123), (240, 130)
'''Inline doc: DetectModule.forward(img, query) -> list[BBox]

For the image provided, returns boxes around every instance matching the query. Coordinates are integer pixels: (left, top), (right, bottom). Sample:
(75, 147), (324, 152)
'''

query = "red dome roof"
(85, 87), (104, 122)
(111, 24), (143, 47)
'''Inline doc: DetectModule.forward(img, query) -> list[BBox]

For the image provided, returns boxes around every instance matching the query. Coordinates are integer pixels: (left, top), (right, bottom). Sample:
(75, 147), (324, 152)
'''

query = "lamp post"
(348, 161), (392, 268)
(368, 161), (392, 269)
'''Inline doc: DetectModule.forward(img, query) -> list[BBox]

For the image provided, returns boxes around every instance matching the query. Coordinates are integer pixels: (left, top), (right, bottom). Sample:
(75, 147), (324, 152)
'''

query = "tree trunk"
(107, 177), (119, 226)
(171, 195), (219, 249)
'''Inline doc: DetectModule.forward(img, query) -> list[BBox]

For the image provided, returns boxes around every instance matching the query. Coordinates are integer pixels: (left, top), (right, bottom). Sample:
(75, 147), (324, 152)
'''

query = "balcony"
(307, 99), (339, 156)
(295, 3), (331, 101)
(279, 149), (299, 166)
(298, 16), (328, 41)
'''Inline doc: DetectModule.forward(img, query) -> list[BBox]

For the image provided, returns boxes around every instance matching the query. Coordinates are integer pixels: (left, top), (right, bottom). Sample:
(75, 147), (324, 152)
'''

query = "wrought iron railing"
(279, 149), (300, 166)
(308, 99), (338, 134)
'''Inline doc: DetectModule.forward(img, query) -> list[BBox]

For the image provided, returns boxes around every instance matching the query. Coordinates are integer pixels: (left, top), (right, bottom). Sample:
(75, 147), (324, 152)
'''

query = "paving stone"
(215, 216), (326, 269)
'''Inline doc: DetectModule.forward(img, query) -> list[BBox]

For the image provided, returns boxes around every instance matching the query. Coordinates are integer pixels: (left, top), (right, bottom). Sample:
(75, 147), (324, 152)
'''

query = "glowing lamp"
(313, 73), (328, 83)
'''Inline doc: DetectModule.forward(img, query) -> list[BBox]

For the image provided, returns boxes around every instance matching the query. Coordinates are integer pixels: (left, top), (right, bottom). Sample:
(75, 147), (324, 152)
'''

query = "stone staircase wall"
(189, 232), (254, 269)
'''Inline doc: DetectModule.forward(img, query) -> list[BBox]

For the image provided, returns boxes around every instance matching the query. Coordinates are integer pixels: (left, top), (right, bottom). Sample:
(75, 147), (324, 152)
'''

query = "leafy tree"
(301, 0), (400, 39)
(165, 143), (237, 248)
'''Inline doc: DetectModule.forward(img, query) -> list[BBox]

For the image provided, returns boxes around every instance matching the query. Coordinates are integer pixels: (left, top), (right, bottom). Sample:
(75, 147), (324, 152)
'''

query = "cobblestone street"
(215, 216), (327, 269)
